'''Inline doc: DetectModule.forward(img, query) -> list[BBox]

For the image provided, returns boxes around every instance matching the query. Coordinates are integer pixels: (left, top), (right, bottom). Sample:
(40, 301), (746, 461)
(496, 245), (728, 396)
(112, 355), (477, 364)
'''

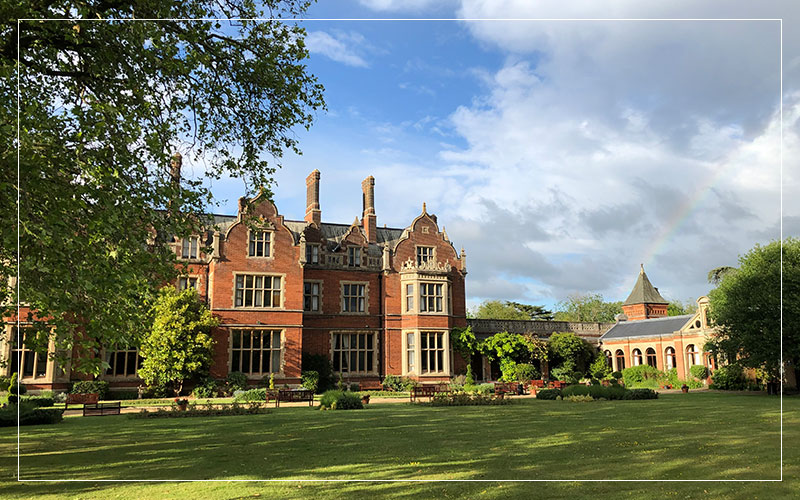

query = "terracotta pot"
(681, 387), (689, 393)
(361, 395), (370, 404)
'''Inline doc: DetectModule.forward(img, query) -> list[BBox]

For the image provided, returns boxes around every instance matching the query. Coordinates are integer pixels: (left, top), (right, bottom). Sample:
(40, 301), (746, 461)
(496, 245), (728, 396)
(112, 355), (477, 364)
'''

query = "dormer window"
(347, 247), (361, 267)
(249, 230), (271, 257)
(180, 236), (199, 259)
(306, 244), (320, 264)
(416, 246), (434, 265)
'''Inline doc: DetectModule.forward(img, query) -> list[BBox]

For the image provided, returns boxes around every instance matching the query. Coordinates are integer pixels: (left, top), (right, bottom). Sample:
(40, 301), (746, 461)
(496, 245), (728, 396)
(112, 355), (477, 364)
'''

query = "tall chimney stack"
(362, 175), (377, 243)
(305, 169), (321, 226)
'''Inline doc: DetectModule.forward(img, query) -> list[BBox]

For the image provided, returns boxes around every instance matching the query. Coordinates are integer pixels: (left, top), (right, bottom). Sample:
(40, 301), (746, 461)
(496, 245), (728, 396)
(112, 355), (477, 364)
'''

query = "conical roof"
(623, 265), (668, 305)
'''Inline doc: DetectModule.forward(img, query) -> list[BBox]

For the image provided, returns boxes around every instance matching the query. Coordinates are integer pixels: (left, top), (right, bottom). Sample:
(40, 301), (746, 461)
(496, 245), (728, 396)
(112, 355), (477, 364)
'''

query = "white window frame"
(420, 282), (445, 313)
(306, 243), (320, 264)
(303, 280), (322, 312)
(340, 281), (368, 314)
(416, 245), (435, 266)
(405, 283), (415, 312)
(247, 229), (272, 258)
(330, 331), (378, 375)
(233, 273), (284, 309)
(347, 247), (362, 267)
(7, 327), (50, 380)
(180, 236), (200, 260)
(403, 329), (450, 376)
(229, 329), (283, 377)
(178, 276), (199, 291)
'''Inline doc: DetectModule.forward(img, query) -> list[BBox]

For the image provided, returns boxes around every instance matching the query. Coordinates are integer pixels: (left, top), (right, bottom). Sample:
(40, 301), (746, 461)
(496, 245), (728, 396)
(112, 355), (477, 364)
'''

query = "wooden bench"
(64, 393), (99, 410)
(82, 401), (121, 416)
(549, 380), (568, 390)
(494, 382), (521, 396)
(270, 389), (314, 407)
(358, 381), (383, 391)
(410, 384), (450, 402)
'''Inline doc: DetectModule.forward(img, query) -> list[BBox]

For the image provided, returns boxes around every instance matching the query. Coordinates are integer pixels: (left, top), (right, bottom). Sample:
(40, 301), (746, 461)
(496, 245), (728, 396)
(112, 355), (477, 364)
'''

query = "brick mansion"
(5, 167), (469, 390)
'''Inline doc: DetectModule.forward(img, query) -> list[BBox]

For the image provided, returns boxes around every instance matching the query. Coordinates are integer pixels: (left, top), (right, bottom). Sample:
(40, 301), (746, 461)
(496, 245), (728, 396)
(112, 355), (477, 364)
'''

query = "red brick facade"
(2, 171), (468, 389)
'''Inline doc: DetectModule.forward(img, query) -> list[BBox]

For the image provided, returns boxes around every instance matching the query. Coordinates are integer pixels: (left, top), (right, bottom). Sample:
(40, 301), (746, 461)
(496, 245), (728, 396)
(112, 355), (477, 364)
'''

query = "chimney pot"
(362, 176), (377, 243)
(305, 170), (321, 226)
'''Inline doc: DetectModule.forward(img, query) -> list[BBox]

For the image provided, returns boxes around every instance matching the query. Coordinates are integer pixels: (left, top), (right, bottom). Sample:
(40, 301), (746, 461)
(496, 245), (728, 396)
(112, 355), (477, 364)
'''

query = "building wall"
(1, 176), (469, 390)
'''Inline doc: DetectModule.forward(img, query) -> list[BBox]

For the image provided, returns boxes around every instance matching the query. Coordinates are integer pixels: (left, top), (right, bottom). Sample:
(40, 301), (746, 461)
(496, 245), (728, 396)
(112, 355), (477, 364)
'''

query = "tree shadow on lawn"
(0, 393), (792, 499)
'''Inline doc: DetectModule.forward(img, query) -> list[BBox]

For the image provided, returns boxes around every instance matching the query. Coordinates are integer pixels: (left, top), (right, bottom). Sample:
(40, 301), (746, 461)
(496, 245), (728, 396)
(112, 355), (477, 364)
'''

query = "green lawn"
(1, 393), (796, 499)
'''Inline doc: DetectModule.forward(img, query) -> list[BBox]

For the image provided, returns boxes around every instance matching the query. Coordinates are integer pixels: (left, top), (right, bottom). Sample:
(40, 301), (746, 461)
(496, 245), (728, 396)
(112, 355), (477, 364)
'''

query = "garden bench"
(410, 385), (450, 402)
(530, 380), (546, 388)
(64, 393), (99, 410)
(358, 381), (383, 391)
(82, 401), (121, 416)
(549, 380), (568, 390)
(272, 389), (314, 407)
(494, 382), (521, 396)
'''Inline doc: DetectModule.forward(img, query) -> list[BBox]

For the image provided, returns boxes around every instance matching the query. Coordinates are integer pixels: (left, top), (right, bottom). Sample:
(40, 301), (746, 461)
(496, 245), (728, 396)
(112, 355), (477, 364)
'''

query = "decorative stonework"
(400, 258), (452, 273)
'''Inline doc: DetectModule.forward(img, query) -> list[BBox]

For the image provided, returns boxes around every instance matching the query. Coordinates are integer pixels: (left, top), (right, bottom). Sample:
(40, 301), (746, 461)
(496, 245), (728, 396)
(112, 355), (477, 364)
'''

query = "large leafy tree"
(707, 238), (799, 386)
(481, 331), (548, 381)
(138, 286), (219, 395)
(547, 331), (596, 378)
(472, 300), (553, 320)
(553, 293), (622, 323)
(1, 1), (325, 374)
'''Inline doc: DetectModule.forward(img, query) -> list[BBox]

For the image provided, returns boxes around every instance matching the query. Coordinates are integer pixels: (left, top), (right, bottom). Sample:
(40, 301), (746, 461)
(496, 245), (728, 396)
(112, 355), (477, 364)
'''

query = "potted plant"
(681, 384), (689, 393)
(361, 394), (370, 405)
(174, 398), (189, 411)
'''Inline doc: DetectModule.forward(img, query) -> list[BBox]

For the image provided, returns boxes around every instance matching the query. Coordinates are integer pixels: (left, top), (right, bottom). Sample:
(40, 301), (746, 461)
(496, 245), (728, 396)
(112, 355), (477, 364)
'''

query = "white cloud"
(305, 31), (369, 67)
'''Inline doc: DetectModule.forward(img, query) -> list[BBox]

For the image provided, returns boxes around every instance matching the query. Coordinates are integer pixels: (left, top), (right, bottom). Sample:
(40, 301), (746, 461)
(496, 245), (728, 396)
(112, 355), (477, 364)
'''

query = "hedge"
(535, 389), (561, 400)
(0, 401), (64, 427)
(319, 390), (363, 410)
(70, 380), (110, 399)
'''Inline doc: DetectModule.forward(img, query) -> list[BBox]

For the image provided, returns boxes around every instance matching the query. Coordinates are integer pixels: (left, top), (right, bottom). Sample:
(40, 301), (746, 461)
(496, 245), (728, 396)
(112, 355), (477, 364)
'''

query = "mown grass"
(0, 392), (795, 499)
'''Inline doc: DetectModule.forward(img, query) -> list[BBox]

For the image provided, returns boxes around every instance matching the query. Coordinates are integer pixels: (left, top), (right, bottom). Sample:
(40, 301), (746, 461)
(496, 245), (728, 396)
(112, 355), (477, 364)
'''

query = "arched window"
(686, 344), (698, 367)
(615, 350), (625, 371)
(604, 350), (613, 368)
(665, 347), (676, 370)
(632, 348), (643, 366)
(646, 348), (657, 367)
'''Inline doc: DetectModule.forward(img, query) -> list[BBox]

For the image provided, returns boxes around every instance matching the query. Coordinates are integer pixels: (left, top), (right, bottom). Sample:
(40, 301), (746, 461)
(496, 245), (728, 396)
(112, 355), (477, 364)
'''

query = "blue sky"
(191, 1), (798, 312)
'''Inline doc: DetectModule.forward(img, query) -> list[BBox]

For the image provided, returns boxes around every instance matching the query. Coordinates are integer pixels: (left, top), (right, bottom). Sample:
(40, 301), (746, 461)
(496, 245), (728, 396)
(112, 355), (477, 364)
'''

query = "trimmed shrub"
(536, 389), (562, 400)
(624, 388), (658, 400)
(233, 388), (267, 402)
(130, 401), (267, 419)
(10, 396), (54, 407)
(565, 395), (594, 402)
(690, 364), (710, 380)
(589, 356), (612, 380)
(561, 385), (591, 397)
(142, 384), (171, 399)
(0, 401), (64, 427)
(621, 365), (665, 387)
(319, 390), (363, 410)
(8, 373), (27, 395)
(709, 364), (748, 390)
(464, 365), (475, 386)
(225, 372), (248, 393)
(0, 375), (10, 392)
(70, 380), (109, 399)
(192, 378), (219, 399)
(562, 384), (628, 400)
(301, 370), (320, 393)
(551, 366), (581, 384)
(382, 375), (417, 392)
(611, 371), (622, 380)
(106, 390), (139, 401)
(428, 392), (510, 406)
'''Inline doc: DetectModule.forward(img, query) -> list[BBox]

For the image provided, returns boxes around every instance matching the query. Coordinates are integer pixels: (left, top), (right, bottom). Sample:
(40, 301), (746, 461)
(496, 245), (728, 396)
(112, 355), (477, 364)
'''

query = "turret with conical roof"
(621, 264), (669, 321)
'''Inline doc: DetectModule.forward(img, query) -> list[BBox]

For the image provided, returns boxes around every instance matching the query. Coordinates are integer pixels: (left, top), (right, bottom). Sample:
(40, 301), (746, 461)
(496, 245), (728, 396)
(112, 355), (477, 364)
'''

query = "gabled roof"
(623, 265), (668, 305)
(601, 314), (693, 341)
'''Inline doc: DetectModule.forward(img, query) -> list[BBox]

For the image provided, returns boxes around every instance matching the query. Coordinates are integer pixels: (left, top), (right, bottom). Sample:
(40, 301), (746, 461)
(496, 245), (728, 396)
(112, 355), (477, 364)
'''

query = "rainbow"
(640, 160), (735, 267)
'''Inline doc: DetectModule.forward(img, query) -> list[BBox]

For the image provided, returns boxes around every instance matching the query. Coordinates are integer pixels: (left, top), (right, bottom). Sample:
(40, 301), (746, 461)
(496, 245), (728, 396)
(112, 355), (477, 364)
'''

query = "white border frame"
(13, 16), (784, 485)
